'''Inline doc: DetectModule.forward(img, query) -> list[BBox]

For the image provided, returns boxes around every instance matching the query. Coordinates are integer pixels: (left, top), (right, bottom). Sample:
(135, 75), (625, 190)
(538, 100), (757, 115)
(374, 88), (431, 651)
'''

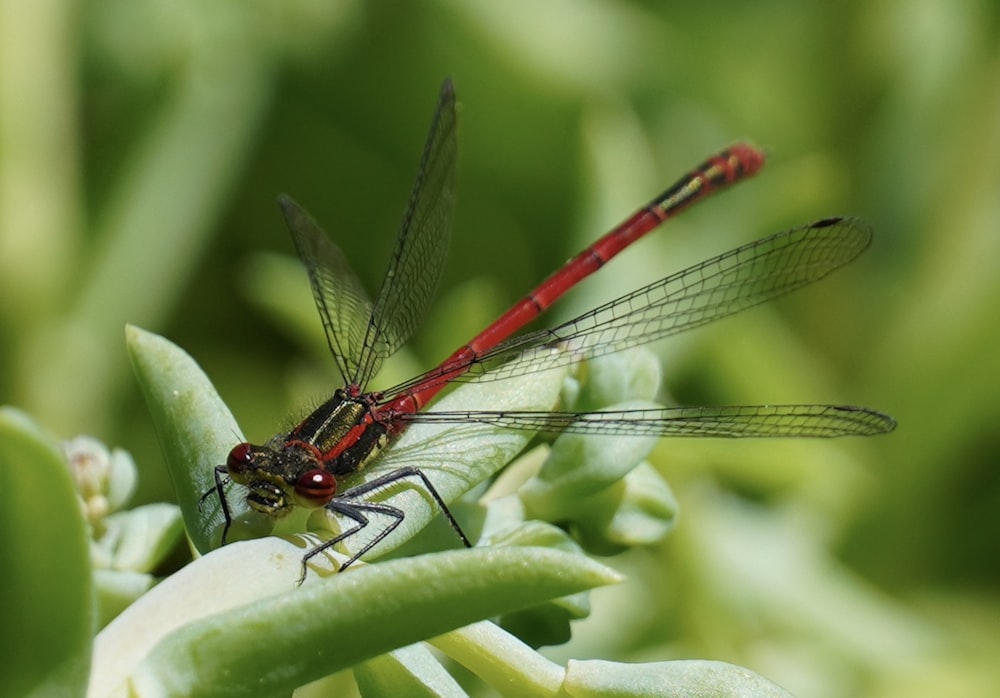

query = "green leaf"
(97, 503), (185, 573)
(354, 644), (468, 698)
(489, 521), (593, 648)
(562, 659), (795, 697)
(92, 544), (619, 697)
(0, 408), (93, 697)
(94, 570), (155, 629)
(568, 461), (677, 555)
(91, 503), (185, 627)
(575, 348), (663, 409)
(429, 621), (566, 697)
(126, 324), (249, 553)
(519, 401), (660, 522)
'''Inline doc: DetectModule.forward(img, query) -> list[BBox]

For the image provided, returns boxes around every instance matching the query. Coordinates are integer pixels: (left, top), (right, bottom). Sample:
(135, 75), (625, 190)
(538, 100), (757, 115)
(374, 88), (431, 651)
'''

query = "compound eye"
(295, 469), (337, 505)
(226, 443), (254, 474)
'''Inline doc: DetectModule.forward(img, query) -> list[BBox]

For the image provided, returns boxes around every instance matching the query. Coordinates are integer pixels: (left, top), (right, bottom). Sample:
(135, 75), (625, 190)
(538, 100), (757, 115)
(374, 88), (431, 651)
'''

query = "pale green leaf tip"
(564, 658), (795, 697)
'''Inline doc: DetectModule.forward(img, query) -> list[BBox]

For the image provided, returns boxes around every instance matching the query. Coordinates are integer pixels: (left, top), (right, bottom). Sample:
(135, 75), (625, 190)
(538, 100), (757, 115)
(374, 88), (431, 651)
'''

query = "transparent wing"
(354, 80), (458, 387)
(383, 217), (872, 400)
(280, 195), (373, 384)
(402, 403), (896, 438)
(280, 81), (458, 388)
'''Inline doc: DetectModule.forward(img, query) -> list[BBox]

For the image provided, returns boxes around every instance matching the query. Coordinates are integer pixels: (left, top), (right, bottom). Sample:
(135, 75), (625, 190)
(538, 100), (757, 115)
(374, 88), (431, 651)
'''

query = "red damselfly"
(208, 81), (895, 582)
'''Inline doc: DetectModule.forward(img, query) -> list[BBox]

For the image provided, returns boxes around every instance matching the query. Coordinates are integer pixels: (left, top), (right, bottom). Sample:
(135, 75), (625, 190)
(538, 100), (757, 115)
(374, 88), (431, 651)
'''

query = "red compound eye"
(295, 469), (336, 505)
(226, 443), (254, 474)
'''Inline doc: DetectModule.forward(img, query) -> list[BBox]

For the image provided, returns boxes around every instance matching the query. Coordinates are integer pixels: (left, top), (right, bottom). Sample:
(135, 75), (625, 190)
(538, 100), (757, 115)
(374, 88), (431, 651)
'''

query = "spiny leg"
(297, 467), (472, 582)
(337, 466), (471, 549)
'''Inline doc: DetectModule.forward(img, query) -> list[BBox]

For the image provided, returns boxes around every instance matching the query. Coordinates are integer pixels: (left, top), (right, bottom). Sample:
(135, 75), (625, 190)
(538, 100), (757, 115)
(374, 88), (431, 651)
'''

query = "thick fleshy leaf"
(562, 659), (794, 697)
(519, 401), (660, 522)
(91, 503), (185, 627)
(575, 348), (663, 409)
(0, 408), (93, 697)
(568, 461), (677, 555)
(430, 621), (566, 696)
(94, 570), (155, 629)
(354, 644), (468, 698)
(125, 324), (251, 553)
(91, 543), (619, 696)
(488, 522), (593, 647)
(97, 503), (185, 573)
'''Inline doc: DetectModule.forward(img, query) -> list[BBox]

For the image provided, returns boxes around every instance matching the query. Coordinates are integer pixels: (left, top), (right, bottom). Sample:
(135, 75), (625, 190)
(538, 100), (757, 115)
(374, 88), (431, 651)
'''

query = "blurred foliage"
(1, 0), (999, 695)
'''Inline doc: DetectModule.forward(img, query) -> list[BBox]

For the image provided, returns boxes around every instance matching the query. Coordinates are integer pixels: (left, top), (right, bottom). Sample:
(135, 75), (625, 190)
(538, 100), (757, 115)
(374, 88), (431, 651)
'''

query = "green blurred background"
(2, 0), (998, 695)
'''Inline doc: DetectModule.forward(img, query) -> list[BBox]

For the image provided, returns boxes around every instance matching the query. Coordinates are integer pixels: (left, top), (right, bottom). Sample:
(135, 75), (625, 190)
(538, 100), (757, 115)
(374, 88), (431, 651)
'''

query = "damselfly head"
(225, 441), (339, 516)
